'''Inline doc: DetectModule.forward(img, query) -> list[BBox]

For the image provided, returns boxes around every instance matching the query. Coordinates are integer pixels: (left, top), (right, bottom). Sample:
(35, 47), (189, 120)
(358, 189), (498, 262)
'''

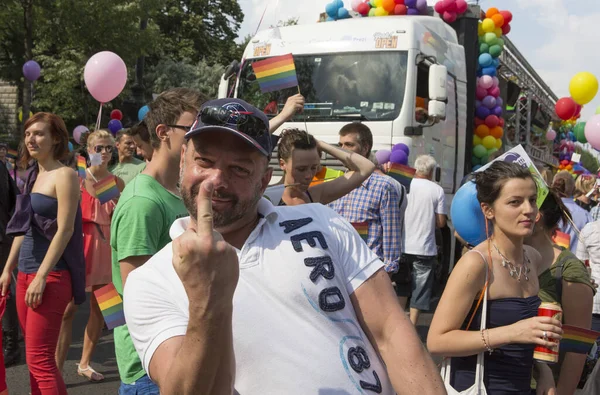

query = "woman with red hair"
(0, 112), (85, 395)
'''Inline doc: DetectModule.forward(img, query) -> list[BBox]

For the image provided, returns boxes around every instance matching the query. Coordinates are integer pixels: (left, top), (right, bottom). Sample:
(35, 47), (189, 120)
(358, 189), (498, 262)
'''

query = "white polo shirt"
(124, 198), (394, 394)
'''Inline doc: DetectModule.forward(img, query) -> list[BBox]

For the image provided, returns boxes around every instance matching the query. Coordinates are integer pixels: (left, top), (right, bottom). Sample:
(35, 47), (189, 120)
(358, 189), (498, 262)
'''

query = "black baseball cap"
(185, 98), (275, 157)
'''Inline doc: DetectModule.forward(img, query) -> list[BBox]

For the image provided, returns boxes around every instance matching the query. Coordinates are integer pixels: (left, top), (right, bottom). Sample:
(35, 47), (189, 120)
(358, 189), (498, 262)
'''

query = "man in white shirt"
(400, 155), (447, 325)
(123, 99), (444, 394)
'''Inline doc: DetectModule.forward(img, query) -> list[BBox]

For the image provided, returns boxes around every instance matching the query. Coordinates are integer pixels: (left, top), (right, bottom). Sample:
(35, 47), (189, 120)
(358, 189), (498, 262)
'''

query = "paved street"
(6, 296), (439, 394)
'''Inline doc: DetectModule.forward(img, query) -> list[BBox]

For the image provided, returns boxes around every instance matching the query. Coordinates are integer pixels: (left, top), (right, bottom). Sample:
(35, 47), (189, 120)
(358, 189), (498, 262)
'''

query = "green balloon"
(487, 147), (498, 156)
(484, 32), (498, 46)
(496, 38), (505, 48)
(474, 144), (487, 158)
(472, 155), (480, 166)
(596, 105), (600, 115)
(480, 154), (489, 164)
(575, 122), (587, 143)
(479, 43), (490, 54)
(489, 45), (502, 58)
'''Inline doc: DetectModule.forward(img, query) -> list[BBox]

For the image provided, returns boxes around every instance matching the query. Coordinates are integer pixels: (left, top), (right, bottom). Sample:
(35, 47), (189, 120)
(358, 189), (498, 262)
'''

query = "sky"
(237, 0), (600, 121)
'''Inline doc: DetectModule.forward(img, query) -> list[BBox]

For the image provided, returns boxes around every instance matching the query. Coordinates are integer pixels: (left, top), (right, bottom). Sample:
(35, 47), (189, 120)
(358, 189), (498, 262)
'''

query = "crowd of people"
(0, 89), (599, 395)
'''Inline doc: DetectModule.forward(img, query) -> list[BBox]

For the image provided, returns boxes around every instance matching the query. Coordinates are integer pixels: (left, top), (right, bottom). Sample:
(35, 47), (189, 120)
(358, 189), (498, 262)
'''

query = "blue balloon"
(68, 142), (73, 152)
(451, 181), (487, 246)
(476, 105), (491, 119)
(493, 58), (500, 68)
(108, 119), (123, 135)
(326, 16), (335, 21)
(478, 53), (493, 68)
(482, 66), (497, 77)
(337, 7), (349, 19)
(325, 2), (338, 18)
(335, 0), (344, 7)
(138, 105), (150, 121)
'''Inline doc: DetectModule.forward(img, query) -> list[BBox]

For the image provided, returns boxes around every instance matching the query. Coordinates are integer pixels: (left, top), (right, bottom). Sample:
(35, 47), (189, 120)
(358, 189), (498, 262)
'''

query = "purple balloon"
(482, 96), (497, 109)
(23, 60), (41, 81)
(390, 150), (408, 165)
(108, 119), (123, 135)
(375, 150), (391, 165)
(392, 143), (410, 156)
(407, 7), (420, 15)
(476, 106), (491, 120)
(72, 125), (89, 145)
(475, 100), (482, 108)
(416, 0), (427, 12)
(496, 97), (503, 107)
(405, 0), (417, 7)
(493, 106), (503, 117)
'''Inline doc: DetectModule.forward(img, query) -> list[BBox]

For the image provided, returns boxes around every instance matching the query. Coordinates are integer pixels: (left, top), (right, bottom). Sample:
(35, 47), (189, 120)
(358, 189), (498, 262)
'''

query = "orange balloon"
(566, 164), (573, 170)
(486, 7), (499, 18)
(382, 0), (395, 12)
(490, 126), (504, 139)
(475, 124), (490, 138)
(491, 13), (504, 28)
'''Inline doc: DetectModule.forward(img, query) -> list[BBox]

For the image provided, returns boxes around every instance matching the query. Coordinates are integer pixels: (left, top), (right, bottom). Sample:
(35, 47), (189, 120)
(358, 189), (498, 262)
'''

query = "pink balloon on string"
(84, 51), (127, 103)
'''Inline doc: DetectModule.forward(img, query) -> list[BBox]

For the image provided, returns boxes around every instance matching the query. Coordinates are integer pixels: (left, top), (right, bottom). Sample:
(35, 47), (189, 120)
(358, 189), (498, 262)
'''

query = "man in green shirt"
(109, 130), (147, 185)
(110, 87), (206, 393)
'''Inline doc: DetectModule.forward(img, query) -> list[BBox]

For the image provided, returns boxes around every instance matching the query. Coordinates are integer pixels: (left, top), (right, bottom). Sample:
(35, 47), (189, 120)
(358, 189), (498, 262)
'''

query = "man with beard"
(122, 99), (445, 395)
(110, 129), (147, 184)
(110, 88), (206, 394)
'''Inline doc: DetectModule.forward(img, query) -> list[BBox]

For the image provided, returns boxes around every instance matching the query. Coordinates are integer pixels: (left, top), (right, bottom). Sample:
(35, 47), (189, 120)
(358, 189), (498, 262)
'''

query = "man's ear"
(155, 124), (169, 142)
(261, 166), (273, 193)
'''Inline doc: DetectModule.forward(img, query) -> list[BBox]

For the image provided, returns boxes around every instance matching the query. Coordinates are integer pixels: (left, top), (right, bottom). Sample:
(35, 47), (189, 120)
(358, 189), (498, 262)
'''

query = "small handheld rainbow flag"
(251, 54), (298, 93)
(553, 231), (570, 250)
(351, 222), (369, 242)
(387, 163), (416, 193)
(560, 324), (600, 354)
(77, 155), (87, 179)
(6, 149), (18, 159)
(93, 283), (125, 330)
(93, 176), (120, 204)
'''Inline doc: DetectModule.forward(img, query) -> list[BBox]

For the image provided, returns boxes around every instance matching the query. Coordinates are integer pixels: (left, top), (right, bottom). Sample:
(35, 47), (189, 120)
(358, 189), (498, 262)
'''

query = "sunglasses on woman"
(93, 145), (113, 154)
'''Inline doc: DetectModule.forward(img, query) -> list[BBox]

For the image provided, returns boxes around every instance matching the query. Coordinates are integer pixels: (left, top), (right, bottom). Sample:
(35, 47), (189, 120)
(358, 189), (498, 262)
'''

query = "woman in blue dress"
(427, 161), (563, 394)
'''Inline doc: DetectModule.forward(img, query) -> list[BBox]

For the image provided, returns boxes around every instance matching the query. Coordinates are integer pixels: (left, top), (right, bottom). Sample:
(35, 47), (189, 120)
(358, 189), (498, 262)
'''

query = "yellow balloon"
(482, 135), (496, 150)
(374, 6), (388, 16)
(373, 0), (383, 7)
(473, 135), (482, 146)
(569, 72), (599, 105)
(478, 22), (484, 36)
(495, 138), (503, 149)
(494, 27), (502, 38)
(482, 18), (495, 33)
(18, 109), (33, 122)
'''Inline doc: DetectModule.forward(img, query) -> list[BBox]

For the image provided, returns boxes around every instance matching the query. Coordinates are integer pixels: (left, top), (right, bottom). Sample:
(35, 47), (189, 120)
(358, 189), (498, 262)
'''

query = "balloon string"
(95, 103), (103, 132)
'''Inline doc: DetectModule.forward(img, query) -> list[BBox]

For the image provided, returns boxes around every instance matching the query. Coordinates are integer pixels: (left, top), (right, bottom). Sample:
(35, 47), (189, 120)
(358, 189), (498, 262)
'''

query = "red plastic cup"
(533, 302), (562, 363)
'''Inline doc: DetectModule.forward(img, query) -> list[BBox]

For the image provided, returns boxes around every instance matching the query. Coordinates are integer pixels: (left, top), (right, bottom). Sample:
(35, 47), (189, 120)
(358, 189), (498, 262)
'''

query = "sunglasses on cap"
(93, 145), (113, 154)
(197, 106), (268, 138)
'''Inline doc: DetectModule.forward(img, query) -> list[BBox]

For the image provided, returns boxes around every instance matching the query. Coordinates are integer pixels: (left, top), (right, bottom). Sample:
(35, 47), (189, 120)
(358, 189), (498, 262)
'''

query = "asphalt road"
(6, 296), (439, 394)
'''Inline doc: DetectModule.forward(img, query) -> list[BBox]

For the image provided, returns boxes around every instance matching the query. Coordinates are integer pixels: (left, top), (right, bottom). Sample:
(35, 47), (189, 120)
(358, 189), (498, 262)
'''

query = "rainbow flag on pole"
(251, 54), (298, 93)
(387, 163), (416, 193)
(553, 231), (570, 250)
(560, 324), (600, 354)
(93, 283), (125, 330)
(77, 155), (87, 179)
(351, 222), (369, 242)
(93, 176), (120, 204)
(6, 149), (17, 159)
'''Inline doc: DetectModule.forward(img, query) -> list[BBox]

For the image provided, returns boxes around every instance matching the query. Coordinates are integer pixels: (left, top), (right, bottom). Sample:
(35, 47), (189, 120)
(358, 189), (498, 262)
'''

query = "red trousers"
(16, 271), (72, 395)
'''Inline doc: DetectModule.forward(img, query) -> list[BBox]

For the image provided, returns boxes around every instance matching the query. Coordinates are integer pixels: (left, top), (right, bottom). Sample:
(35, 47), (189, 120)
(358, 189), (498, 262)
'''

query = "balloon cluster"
(108, 109), (123, 136)
(471, 8), (511, 170)
(351, 0), (428, 17)
(433, 0), (468, 23)
(374, 143), (410, 165)
(326, 0), (351, 21)
(556, 139), (590, 177)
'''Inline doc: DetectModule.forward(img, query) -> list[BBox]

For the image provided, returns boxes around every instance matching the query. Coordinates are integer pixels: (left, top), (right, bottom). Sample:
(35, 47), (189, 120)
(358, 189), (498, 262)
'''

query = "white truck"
(219, 11), (480, 284)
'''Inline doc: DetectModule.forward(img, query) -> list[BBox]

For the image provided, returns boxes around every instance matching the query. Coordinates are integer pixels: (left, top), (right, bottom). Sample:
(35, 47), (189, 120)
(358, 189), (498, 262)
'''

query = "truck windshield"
(237, 52), (408, 122)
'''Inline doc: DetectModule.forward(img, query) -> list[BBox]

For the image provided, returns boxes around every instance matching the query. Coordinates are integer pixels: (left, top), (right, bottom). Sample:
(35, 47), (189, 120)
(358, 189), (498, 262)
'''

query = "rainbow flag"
(93, 283), (125, 330)
(352, 222), (369, 242)
(77, 155), (86, 179)
(93, 176), (120, 204)
(560, 325), (600, 354)
(252, 54), (298, 93)
(6, 149), (17, 159)
(553, 231), (570, 250)
(387, 163), (416, 193)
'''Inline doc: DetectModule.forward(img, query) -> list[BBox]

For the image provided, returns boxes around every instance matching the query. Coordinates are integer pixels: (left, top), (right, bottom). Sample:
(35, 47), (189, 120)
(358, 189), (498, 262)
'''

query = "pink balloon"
(488, 86), (501, 98)
(492, 76), (499, 87)
(434, 1), (446, 14)
(478, 75), (494, 89)
(545, 129), (556, 141)
(84, 51), (128, 103)
(351, 0), (362, 11)
(442, 0), (455, 12)
(443, 11), (457, 23)
(585, 115), (600, 150)
(455, 0), (468, 14)
(476, 86), (487, 100)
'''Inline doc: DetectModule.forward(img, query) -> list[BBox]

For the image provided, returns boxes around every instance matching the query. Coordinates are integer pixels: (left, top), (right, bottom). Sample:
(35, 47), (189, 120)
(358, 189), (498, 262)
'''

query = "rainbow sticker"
(561, 325), (600, 354)
(352, 222), (369, 242)
(93, 283), (125, 330)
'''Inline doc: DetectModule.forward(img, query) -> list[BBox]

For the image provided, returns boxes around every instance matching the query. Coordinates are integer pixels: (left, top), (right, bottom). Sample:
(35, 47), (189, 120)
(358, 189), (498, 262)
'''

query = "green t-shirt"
(110, 174), (187, 384)
(109, 158), (146, 185)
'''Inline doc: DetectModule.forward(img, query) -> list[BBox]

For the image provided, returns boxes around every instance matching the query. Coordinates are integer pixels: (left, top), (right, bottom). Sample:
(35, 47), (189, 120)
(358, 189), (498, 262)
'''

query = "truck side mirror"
(428, 100), (446, 121)
(224, 60), (240, 80)
(428, 64), (448, 101)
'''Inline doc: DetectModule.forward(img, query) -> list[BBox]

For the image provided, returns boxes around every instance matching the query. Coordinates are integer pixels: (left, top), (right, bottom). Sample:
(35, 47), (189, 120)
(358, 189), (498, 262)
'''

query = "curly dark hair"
(277, 128), (317, 161)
